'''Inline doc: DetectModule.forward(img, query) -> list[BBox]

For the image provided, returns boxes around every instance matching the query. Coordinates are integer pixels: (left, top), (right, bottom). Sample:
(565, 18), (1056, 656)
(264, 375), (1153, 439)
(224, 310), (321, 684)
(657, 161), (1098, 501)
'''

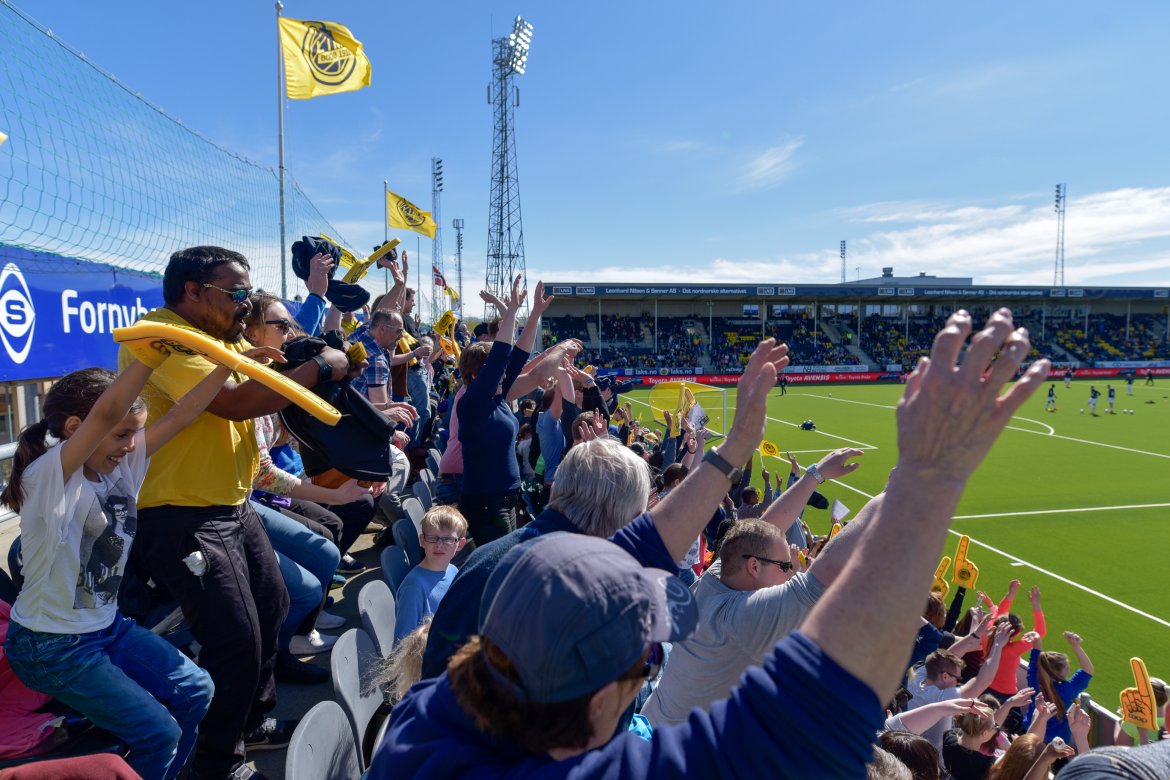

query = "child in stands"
(394, 506), (467, 645)
(0, 352), (263, 779)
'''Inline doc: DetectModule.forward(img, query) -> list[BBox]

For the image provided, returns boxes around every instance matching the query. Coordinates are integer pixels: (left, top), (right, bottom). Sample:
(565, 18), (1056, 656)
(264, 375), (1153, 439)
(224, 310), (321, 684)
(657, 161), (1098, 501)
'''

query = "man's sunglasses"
(202, 283), (252, 304)
(742, 554), (793, 572)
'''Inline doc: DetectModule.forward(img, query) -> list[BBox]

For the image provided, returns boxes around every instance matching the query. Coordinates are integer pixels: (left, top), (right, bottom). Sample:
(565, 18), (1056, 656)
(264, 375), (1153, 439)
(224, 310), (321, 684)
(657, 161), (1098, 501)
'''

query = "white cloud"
(537, 186), (1170, 288)
(738, 137), (804, 191)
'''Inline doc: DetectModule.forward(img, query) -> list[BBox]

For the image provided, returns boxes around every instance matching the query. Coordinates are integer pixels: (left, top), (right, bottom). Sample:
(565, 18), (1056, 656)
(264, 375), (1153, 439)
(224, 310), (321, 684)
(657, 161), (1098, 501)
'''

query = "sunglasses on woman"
(265, 318), (293, 334)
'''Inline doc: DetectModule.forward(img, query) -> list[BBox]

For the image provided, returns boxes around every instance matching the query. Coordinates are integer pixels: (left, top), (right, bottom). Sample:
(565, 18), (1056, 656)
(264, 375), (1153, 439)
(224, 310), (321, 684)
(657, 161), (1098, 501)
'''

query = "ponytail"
(1, 419), (51, 513)
(0, 367), (123, 513)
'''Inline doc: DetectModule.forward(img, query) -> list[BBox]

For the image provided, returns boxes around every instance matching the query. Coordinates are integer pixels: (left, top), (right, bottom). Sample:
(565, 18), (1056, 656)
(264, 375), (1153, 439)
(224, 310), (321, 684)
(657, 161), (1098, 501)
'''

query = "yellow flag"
(386, 187), (438, 239)
(279, 18), (372, 100)
(0, 130), (7, 146)
(444, 285), (459, 302)
(759, 440), (781, 458)
(436, 310), (457, 335)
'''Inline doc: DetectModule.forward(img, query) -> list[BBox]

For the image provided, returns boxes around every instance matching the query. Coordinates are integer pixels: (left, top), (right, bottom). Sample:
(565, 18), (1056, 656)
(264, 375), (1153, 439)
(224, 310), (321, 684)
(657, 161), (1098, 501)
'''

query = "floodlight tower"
(483, 15), (533, 320)
(1053, 183), (1067, 286)
(453, 218), (465, 319)
(840, 240), (847, 284)
(431, 158), (444, 321)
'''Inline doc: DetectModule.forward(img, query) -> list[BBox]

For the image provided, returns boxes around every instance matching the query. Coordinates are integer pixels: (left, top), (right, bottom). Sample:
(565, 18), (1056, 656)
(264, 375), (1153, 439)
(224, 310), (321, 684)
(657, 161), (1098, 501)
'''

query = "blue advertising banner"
(0, 246), (163, 381)
(547, 282), (1170, 300)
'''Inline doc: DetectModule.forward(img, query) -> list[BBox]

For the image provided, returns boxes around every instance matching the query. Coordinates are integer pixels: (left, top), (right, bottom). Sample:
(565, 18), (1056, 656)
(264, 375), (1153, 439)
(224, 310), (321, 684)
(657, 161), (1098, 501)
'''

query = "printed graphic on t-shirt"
(74, 477), (137, 609)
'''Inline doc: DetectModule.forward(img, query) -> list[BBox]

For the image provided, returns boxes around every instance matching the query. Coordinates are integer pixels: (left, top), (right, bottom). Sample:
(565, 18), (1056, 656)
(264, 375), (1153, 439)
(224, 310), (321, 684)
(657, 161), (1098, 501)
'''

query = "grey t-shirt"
(904, 665), (960, 758)
(639, 560), (825, 727)
(1060, 741), (1170, 780)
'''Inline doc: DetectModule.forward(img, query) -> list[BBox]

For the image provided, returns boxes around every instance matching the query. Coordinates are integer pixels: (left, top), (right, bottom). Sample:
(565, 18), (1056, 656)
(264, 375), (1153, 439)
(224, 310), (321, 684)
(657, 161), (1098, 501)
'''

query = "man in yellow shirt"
(119, 246), (351, 780)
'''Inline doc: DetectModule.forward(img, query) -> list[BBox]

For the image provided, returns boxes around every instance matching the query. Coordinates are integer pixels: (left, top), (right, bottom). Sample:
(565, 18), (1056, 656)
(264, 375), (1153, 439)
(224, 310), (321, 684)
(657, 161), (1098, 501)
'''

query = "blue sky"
(16, 1), (1170, 291)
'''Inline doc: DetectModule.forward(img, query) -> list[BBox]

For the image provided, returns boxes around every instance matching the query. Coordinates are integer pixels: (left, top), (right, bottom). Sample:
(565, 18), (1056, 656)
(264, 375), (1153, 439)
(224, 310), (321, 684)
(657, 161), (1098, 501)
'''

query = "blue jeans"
(407, 367), (431, 447)
(6, 614), (213, 779)
(252, 501), (340, 648)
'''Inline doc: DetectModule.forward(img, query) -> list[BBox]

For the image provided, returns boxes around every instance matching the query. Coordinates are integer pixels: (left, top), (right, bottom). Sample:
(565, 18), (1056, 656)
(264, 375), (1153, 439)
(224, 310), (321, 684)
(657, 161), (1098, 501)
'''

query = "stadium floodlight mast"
(1053, 183), (1067, 287)
(484, 15), (533, 320)
(453, 217), (465, 319)
(432, 157), (445, 322)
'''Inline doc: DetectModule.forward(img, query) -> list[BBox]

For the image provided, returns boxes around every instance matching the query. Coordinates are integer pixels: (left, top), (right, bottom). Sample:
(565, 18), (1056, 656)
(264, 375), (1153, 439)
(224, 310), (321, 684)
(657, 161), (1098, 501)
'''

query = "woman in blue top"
(457, 277), (553, 545)
(1022, 629), (1094, 743)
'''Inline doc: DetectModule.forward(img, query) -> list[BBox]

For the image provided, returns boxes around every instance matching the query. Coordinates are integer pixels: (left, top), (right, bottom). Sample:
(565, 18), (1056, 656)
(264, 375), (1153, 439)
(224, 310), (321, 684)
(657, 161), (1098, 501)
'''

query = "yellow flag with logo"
(386, 187), (438, 239)
(759, 439), (781, 458)
(0, 130), (7, 146)
(279, 18), (372, 100)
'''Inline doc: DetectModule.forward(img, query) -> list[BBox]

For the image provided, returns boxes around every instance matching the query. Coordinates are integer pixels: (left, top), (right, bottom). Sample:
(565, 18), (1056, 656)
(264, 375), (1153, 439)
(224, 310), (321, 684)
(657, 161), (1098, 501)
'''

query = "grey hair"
(547, 438), (651, 538)
(866, 747), (912, 780)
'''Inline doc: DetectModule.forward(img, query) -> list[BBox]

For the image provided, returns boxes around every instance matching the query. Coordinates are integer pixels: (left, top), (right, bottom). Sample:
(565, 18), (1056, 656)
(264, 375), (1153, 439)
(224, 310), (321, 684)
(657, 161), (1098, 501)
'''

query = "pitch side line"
(953, 503), (1170, 520)
(800, 392), (1170, 460)
(824, 480), (1170, 629)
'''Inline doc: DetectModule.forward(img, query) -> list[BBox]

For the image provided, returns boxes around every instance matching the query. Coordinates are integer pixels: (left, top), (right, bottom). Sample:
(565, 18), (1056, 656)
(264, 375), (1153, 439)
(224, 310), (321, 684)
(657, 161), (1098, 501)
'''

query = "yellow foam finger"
(931, 556), (952, 598)
(1120, 658), (1158, 730)
(951, 535), (980, 588)
(114, 322), (341, 425)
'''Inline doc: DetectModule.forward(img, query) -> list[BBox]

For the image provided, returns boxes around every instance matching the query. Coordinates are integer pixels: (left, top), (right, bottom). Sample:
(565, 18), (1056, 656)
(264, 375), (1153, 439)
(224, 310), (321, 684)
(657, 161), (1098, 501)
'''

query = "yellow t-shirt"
(117, 308), (258, 509)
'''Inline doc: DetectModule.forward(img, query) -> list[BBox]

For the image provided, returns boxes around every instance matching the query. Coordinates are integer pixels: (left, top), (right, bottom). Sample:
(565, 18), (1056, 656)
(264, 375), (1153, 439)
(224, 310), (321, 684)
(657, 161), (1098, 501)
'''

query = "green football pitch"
(626, 378), (1170, 706)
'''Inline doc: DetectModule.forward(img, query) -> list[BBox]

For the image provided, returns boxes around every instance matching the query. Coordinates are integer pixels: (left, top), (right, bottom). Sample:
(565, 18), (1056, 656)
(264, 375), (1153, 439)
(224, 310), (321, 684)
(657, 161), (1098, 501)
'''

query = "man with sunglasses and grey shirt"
(641, 446), (868, 728)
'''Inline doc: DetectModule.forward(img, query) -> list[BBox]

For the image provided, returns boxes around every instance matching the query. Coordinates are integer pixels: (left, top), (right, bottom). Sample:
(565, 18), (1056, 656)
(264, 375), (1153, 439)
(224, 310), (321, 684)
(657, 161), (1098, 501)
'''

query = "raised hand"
(1029, 585), (1043, 608)
(1004, 686), (1036, 709)
(529, 280), (554, 317)
(815, 447), (864, 481)
(307, 252), (334, 297)
(1064, 630), (1082, 647)
(896, 308), (1049, 483)
(1068, 702), (1091, 750)
(723, 339), (789, 464)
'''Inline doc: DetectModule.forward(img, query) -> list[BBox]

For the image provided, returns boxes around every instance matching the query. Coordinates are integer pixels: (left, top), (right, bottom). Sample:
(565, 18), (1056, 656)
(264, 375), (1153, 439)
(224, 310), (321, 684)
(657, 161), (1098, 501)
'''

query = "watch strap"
(806, 464), (826, 484)
(310, 354), (333, 384)
(702, 449), (741, 482)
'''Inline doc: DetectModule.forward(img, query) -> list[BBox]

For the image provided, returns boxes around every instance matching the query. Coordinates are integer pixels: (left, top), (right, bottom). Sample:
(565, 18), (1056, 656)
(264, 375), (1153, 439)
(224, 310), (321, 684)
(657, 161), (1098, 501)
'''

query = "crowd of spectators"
(1044, 314), (1170, 365)
(6, 249), (1170, 780)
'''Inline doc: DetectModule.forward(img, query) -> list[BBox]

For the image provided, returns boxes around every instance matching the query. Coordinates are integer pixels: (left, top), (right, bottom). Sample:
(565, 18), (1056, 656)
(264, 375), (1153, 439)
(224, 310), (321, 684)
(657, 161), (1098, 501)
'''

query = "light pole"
(452, 218), (465, 319)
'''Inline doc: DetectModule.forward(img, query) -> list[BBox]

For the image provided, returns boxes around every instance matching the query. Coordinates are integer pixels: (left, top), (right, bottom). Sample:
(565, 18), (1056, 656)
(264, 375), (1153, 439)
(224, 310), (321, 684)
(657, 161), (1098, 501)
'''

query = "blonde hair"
(420, 505), (468, 538)
(375, 616), (431, 704)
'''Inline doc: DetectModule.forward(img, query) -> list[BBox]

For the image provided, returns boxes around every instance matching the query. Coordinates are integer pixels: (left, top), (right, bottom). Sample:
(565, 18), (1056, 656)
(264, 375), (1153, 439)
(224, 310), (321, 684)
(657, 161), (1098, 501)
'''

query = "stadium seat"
(417, 468), (435, 492)
(0, 566), (16, 605)
(284, 700), (361, 780)
(331, 628), (383, 771)
(393, 514), (423, 567)
(411, 479), (433, 511)
(426, 448), (441, 475)
(380, 546), (411, 596)
(357, 579), (396, 657)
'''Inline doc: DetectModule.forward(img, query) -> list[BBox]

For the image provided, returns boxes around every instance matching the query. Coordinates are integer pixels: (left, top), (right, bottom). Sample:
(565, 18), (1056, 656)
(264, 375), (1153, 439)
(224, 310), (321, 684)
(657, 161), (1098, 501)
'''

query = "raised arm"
(514, 281), (553, 355)
(507, 339), (582, 402)
(959, 604), (1012, 698)
(59, 359), (158, 479)
(758, 447), (862, 535)
(893, 699), (992, 735)
(1065, 631), (1094, 676)
(800, 309), (1049, 704)
(650, 339), (790, 562)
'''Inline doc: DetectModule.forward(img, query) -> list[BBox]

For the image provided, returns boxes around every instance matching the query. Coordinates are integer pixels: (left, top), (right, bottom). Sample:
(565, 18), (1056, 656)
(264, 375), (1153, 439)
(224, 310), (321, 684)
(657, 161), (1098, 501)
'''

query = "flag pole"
(276, 1), (288, 298)
(383, 179), (389, 293)
(416, 235), (421, 322)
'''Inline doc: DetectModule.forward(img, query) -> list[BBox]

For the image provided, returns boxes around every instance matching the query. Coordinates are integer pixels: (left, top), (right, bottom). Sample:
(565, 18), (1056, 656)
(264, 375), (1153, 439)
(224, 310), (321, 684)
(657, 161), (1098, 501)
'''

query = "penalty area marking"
(952, 502), (1170, 520)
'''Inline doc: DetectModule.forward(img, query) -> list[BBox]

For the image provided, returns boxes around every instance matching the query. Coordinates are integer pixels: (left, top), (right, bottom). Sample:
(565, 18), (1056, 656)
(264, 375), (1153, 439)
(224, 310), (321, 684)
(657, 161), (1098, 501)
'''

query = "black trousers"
(134, 503), (289, 779)
(318, 494), (377, 556)
(459, 489), (518, 546)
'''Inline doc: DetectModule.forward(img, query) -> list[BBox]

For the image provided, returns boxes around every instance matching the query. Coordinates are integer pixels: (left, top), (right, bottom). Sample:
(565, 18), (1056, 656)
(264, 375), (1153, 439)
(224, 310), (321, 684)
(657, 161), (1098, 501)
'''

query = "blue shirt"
(350, 324), (389, 398)
(1022, 648), (1093, 743)
(294, 292), (327, 337)
(457, 341), (529, 496)
(421, 509), (675, 680)
(536, 410), (564, 483)
(371, 631), (883, 779)
(394, 563), (458, 645)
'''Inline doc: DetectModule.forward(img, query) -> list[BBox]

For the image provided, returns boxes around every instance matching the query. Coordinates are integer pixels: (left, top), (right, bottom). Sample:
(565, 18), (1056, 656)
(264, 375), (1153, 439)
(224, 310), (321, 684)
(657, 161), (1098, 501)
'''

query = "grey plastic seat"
(358, 579), (396, 657)
(392, 513), (423, 567)
(411, 478), (433, 511)
(284, 700), (360, 780)
(331, 628), (384, 771)
(379, 545), (411, 596)
(426, 448), (441, 475)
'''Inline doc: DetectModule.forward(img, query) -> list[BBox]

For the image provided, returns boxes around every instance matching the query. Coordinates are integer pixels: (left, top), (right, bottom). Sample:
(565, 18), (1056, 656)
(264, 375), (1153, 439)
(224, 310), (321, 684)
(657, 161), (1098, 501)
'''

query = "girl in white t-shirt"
(0, 352), (268, 779)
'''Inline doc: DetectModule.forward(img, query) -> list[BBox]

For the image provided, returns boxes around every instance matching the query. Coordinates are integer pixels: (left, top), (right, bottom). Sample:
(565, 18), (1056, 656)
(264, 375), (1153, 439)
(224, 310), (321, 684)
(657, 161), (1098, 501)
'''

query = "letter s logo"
(0, 263), (36, 364)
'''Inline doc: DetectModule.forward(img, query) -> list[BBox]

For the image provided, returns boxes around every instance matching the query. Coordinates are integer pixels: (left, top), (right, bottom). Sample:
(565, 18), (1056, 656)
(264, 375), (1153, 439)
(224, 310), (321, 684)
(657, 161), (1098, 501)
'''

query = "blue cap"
(479, 532), (697, 703)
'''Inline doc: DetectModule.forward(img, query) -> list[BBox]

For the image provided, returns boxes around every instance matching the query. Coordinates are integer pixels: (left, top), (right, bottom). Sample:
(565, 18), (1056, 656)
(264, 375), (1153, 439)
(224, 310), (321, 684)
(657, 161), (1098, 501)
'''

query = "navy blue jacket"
(457, 341), (529, 496)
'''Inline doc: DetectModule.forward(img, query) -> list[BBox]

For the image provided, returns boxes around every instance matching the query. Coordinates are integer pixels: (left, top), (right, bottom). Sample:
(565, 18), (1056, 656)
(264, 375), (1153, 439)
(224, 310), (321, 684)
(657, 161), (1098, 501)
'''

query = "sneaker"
(243, 717), (297, 752)
(287, 629), (338, 656)
(336, 554), (365, 576)
(315, 610), (346, 630)
(273, 651), (329, 684)
(329, 573), (346, 590)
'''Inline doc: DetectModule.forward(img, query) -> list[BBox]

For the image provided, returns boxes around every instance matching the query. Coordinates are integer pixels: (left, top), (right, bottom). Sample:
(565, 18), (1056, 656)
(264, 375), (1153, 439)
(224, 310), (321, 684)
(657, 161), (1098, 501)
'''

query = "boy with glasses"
(394, 506), (468, 645)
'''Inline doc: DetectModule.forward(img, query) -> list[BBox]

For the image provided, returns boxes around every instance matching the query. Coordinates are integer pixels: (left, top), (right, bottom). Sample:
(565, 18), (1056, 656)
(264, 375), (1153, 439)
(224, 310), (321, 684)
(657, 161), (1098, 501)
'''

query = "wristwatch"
(702, 449), (743, 485)
(806, 463), (826, 484)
